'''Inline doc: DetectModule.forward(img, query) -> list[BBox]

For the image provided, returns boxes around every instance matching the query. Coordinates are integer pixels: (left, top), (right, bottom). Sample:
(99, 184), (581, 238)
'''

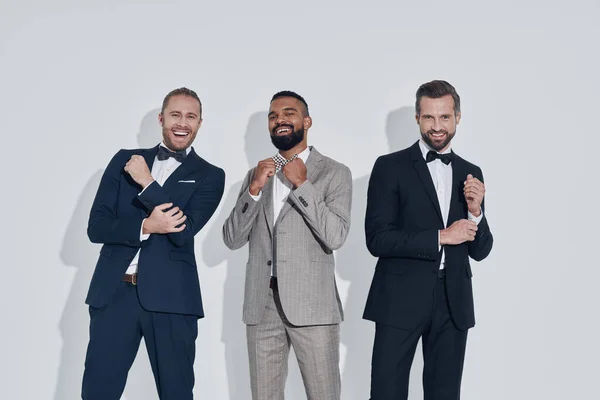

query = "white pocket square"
(178, 180), (196, 183)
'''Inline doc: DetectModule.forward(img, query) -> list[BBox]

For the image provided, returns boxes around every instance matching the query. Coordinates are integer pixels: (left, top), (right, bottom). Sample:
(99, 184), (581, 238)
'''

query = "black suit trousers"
(370, 274), (468, 400)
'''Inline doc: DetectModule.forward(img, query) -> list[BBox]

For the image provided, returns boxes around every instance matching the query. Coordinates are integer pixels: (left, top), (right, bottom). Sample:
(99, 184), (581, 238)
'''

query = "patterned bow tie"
(272, 153), (298, 171)
(157, 146), (187, 162)
(426, 150), (453, 165)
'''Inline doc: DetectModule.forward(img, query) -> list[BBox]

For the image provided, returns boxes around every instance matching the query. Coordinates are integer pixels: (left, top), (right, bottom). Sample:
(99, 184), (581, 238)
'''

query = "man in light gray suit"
(222, 91), (352, 400)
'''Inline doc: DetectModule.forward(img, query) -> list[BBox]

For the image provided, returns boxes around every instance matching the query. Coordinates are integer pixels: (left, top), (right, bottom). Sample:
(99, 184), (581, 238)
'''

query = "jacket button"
(242, 203), (249, 213)
(267, 260), (272, 266)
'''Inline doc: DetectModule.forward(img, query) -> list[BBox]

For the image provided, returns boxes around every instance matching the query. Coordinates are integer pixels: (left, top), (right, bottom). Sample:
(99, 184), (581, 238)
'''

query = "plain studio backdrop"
(1, 0), (598, 399)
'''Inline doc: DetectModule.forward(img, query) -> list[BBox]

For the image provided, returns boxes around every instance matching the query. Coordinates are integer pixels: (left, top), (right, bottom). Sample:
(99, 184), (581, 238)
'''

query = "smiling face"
(416, 95), (460, 152)
(268, 96), (311, 151)
(159, 94), (202, 151)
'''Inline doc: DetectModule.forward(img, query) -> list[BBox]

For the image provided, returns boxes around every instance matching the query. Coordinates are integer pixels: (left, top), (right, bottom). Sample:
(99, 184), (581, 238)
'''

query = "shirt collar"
(296, 146), (311, 163)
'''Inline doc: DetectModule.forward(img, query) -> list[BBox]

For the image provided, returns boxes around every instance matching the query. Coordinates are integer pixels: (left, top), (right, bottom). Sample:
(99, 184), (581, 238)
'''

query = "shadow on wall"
(337, 106), (422, 399)
(54, 109), (163, 400)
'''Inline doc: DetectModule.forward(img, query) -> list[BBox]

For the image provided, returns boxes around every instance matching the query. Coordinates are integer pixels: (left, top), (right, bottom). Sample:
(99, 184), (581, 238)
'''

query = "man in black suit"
(363, 80), (493, 399)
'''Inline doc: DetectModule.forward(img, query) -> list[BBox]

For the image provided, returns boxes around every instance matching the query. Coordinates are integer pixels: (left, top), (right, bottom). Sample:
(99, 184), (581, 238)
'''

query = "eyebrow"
(169, 110), (198, 117)
(269, 107), (299, 115)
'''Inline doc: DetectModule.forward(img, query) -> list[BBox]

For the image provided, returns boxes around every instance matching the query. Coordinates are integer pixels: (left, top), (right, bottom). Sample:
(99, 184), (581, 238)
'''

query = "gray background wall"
(1, 0), (598, 398)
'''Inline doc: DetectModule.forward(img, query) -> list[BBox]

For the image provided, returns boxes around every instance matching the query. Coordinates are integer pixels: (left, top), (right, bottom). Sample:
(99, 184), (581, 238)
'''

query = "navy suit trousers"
(82, 282), (198, 400)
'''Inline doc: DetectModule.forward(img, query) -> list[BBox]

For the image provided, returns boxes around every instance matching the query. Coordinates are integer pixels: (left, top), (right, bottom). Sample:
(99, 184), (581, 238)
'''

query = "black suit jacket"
(86, 145), (225, 317)
(363, 141), (493, 331)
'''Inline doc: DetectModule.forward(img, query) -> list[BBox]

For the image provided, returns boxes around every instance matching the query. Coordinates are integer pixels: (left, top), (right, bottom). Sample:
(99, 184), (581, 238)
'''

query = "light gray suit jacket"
(222, 147), (352, 326)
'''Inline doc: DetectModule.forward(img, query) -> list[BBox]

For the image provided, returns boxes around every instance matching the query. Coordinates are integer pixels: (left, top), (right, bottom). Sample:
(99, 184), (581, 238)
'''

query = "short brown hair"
(415, 80), (460, 117)
(161, 87), (202, 118)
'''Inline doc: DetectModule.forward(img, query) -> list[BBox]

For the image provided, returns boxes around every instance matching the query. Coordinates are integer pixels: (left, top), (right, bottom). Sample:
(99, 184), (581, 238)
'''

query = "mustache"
(427, 129), (448, 135)
(271, 124), (294, 134)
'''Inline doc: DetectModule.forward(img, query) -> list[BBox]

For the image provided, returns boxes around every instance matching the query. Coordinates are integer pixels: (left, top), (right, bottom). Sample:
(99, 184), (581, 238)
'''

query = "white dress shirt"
(249, 146), (311, 275)
(418, 140), (482, 269)
(125, 143), (191, 274)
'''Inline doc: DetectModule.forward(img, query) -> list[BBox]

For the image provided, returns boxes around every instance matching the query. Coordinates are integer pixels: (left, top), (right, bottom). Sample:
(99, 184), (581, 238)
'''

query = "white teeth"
(277, 128), (290, 134)
(174, 131), (188, 136)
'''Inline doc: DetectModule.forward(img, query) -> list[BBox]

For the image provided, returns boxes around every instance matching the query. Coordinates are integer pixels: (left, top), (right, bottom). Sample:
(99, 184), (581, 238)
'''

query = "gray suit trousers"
(246, 287), (341, 400)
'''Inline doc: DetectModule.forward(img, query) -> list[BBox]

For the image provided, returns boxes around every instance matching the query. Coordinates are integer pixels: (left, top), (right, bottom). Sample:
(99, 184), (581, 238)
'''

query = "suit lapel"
(410, 142), (444, 224)
(162, 148), (202, 192)
(262, 175), (275, 237)
(274, 146), (323, 227)
(141, 145), (158, 172)
(448, 152), (467, 224)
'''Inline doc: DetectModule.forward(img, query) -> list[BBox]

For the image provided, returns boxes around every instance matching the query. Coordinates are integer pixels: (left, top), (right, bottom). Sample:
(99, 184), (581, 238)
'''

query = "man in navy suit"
(82, 87), (225, 399)
(364, 80), (493, 399)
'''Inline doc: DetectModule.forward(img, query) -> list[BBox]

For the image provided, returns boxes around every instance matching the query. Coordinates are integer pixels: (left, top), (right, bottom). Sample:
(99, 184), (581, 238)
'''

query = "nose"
(432, 118), (442, 131)
(276, 115), (287, 125)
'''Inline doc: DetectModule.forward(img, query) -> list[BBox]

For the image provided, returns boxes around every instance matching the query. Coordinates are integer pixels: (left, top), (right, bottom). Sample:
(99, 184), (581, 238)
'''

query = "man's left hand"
(464, 174), (485, 217)
(124, 155), (154, 188)
(282, 158), (307, 188)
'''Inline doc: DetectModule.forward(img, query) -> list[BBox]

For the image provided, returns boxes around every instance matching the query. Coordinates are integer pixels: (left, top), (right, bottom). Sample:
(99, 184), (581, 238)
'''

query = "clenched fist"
(249, 158), (276, 196)
(464, 174), (485, 217)
(143, 203), (187, 234)
(124, 155), (154, 188)
(440, 219), (478, 245)
(282, 158), (307, 188)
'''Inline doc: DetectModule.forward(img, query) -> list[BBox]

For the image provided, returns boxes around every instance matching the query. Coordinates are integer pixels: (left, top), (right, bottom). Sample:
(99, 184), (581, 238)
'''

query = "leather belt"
(123, 273), (138, 285)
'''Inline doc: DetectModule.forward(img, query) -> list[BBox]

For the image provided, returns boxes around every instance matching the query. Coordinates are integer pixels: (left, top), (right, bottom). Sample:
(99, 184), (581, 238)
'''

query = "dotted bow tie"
(272, 153), (298, 171)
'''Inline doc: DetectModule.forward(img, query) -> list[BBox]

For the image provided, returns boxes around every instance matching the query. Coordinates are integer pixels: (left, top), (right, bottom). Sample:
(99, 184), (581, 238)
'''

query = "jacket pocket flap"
(170, 250), (196, 265)
(466, 263), (473, 278)
(376, 263), (406, 276)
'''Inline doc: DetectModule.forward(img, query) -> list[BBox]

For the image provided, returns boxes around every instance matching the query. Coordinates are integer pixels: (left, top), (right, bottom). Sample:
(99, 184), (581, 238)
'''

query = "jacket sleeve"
(87, 150), (145, 247)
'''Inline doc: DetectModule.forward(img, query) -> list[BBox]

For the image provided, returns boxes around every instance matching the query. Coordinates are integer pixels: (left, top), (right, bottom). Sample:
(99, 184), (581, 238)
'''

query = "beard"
(162, 126), (197, 151)
(420, 128), (455, 151)
(270, 124), (305, 151)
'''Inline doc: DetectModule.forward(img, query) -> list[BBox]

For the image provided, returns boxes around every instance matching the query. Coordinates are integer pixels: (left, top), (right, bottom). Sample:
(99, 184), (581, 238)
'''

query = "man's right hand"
(249, 158), (276, 196)
(440, 219), (478, 245)
(143, 203), (187, 234)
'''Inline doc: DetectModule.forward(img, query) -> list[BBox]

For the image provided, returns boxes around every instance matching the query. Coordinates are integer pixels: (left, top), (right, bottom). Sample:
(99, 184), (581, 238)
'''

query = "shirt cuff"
(438, 230), (441, 251)
(138, 179), (157, 195)
(249, 189), (262, 201)
(468, 211), (484, 225)
(140, 218), (150, 241)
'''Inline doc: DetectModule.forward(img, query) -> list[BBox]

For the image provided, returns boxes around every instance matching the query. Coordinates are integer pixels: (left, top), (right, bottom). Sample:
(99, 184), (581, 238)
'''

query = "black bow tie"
(426, 150), (453, 165)
(157, 146), (187, 162)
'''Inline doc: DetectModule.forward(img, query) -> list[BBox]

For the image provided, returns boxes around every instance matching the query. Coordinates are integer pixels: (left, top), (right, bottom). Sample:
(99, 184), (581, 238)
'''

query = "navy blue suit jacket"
(85, 145), (225, 318)
(363, 141), (493, 331)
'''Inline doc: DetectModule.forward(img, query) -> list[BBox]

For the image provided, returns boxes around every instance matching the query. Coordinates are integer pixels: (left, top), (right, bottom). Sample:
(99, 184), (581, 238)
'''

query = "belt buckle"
(131, 273), (138, 285)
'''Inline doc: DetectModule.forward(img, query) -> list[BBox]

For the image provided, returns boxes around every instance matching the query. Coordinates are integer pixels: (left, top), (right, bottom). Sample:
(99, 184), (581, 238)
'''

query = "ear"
(304, 116), (313, 130)
(415, 113), (420, 124)
(158, 113), (164, 127)
(455, 111), (461, 125)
